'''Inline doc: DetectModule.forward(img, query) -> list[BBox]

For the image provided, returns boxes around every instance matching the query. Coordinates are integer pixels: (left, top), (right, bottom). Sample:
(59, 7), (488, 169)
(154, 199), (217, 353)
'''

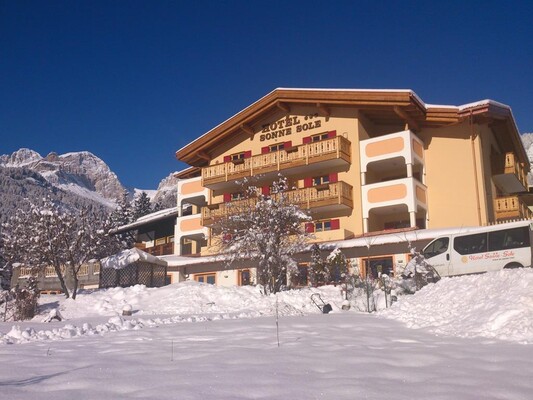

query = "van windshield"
(422, 237), (449, 259)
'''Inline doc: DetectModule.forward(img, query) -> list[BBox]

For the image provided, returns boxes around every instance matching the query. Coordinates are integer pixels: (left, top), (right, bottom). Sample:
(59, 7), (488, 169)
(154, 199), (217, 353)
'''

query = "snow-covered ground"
(1, 269), (532, 399)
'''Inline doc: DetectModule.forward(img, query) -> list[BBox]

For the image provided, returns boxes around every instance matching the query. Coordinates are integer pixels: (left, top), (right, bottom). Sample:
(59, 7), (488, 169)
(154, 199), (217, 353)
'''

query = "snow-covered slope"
(2, 268), (531, 344)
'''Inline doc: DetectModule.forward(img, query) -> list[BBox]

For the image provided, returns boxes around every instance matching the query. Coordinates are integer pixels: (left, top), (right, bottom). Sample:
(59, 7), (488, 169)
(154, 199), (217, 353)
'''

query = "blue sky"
(1, 0), (532, 190)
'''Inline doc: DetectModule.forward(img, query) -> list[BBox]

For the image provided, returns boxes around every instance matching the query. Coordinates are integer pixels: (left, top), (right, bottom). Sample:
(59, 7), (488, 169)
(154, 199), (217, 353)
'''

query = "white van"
(421, 220), (533, 276)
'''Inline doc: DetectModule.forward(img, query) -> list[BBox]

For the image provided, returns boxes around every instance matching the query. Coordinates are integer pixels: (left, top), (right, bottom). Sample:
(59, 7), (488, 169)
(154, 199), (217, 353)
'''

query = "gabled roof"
(175, 88), (527, 167)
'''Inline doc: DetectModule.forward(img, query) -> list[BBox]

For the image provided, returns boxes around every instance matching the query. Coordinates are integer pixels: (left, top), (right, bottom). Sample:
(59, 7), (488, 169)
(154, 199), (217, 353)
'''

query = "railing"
(202, 136), (352, 185)
(492, 152), (528, 189)
(202, 181), (353, 224)
(144, 242), (174, 256)
(494, 196), (533, 220)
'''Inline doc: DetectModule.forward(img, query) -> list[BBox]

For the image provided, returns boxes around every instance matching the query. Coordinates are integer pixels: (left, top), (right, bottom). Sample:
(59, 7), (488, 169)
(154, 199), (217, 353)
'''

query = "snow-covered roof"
(111, 207), (180, 234)
(100, 247), (168, 270)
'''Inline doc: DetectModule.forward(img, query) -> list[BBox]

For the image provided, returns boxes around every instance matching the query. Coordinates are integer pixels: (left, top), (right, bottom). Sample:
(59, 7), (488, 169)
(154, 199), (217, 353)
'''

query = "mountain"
(0, 149), (125, 207)
(0, 149), (129, 224)
(0, 148), (178, 225)
(152, 172), (178, 209)
(521, 133), (533, 185)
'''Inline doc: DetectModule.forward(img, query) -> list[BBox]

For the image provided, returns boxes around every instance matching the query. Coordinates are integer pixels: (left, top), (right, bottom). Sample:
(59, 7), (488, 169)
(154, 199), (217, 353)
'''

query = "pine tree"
(108, 190), (135, 248)
(213, 176), (311, 295)
(132, 191), (153, 221)
(309, 243), (328, 287)
(326, 248), (349, 284)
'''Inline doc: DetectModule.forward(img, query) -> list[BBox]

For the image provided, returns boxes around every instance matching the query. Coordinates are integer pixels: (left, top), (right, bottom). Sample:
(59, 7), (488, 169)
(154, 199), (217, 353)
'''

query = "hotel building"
(125, 89), (532, 285)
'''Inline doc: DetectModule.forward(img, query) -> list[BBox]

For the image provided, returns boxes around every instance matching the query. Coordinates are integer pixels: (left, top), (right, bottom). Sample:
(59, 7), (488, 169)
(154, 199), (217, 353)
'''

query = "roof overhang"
(175, 88), (428, 166)
(175, 88), (528, 169)
(110, 207), (180, 235)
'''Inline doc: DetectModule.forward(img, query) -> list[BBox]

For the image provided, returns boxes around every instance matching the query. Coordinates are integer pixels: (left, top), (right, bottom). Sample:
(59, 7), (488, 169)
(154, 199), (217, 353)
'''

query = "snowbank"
(380, 269), (533, 343)
(1, 269), (532, 345)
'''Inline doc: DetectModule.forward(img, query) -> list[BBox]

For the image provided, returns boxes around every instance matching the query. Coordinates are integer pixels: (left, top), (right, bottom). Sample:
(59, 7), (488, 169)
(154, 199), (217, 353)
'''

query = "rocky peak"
(0, 148), (42, 167)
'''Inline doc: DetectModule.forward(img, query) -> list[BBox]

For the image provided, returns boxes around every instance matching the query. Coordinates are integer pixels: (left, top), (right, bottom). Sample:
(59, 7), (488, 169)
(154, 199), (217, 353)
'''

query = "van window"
(488, 226), (530, 251)
(422, 238), (449, 259)
(454, 233), (487, 255)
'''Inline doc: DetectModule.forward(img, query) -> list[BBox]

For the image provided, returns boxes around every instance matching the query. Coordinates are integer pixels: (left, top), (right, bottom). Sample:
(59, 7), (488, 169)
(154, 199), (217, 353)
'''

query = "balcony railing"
(494, 196), (533, 221)
(144, 242), (174, 256)
(202, 181), (353, 225)
(492, 152), (528, 194)
(202, 136), (351, 188)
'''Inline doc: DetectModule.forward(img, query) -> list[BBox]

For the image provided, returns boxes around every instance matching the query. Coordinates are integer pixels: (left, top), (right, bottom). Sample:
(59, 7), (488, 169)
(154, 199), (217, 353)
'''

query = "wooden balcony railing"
(494, 196), (533, 221)
(202, 181), (353, 225)
(202, 136), (352, 187)
(492, 152), (528, 190)
(144, 242), (174, 256)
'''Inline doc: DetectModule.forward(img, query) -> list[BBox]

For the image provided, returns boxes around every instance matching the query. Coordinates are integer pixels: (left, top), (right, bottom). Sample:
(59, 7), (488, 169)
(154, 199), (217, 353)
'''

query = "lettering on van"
(259, 114), (323, 142)
(467, 250), (515, 262)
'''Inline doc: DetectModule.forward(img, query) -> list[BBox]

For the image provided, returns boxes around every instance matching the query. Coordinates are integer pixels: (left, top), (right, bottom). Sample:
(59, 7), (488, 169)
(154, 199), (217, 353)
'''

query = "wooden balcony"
(494, 196), (533, 221)
(144, 242), (174, 256)
(202, 181), (353, 225)
(202, 136), (352, 190)
(492, 152), (528, 194)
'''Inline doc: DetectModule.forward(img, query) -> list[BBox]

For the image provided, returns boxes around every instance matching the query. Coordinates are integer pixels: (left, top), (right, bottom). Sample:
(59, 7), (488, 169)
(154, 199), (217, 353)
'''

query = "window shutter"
(303, 136), (311, 144)
(329, 172), (338, 183)
(330, 219), (340, 230)
(223, 155), (231, 162)
(305, 223), (315, 233)
(223, 193), (231, 203)
(303, 177), (313, 188)
(262, 186), (270, 196)
(328, 130), (337, 138)
(244, 150), (252, 158)
(261, 146), (270, 154)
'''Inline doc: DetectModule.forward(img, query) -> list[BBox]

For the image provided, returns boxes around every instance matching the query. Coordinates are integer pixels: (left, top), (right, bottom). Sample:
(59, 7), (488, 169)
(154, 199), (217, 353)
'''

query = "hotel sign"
(259, 114), (324, 142)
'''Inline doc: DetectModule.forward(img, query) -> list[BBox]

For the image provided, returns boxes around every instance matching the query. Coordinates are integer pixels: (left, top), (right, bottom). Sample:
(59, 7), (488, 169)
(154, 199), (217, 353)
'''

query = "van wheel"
(503, 262), (523, 269)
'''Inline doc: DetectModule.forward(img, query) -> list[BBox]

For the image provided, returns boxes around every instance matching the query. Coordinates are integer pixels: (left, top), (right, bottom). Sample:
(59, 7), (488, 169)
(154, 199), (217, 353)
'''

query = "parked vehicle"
(422, 220), (533, 276)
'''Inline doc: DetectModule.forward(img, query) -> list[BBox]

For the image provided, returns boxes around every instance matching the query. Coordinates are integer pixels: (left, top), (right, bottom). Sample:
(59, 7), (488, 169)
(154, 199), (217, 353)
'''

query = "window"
(454, 233), (487, 255)
(306, 219), (340, 233)
(313, 175), (330, 186)
(195, 273), (216, 285)
(231, 192), (244, 201)
(422, 237), (449, 259)
(239, 269), (251, 286)
(488, 226), (530, 250)
(365, 257), (394, 278)
(269, 143), (285, 152)
(315, 220), (332, 232)
(311, 132), (329, 142)
(231, 152), (245, 161)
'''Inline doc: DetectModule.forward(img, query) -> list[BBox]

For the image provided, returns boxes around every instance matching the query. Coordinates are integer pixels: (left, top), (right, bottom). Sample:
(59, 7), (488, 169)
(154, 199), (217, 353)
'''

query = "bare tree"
(213, 177), (311, 295)
(1, 197), (122, 299)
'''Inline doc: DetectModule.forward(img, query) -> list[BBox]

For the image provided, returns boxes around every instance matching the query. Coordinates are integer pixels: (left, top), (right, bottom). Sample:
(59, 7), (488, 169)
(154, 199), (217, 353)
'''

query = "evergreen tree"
(108, 190), (135, 248)
(132, 191), (153, 221)
(326, 248), (349, 284)
(308, 243), (328, 287)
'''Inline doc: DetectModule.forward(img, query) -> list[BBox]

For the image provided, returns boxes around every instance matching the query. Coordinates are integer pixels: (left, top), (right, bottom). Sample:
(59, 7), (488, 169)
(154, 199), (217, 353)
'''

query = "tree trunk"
(71, 267), (79, 300)
(54, 264), (70, 299)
